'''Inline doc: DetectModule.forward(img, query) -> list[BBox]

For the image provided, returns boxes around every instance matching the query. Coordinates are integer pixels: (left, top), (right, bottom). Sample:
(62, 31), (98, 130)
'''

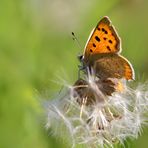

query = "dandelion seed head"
(45, 73), (148, 147)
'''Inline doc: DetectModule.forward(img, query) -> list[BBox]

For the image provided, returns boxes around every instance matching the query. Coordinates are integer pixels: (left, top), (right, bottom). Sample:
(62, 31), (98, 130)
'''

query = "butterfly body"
(80, 16), (135, 80)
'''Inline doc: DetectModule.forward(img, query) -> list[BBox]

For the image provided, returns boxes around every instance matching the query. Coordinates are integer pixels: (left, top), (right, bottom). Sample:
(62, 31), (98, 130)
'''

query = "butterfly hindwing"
(93, 54), (134, 80)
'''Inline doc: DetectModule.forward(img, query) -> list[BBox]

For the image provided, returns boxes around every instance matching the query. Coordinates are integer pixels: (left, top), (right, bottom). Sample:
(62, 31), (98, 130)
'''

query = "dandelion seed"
(45, 72), (148, 148)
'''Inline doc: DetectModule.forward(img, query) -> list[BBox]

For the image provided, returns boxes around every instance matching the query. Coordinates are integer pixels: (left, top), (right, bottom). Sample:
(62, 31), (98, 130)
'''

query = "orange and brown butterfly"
(73, 16), (135, 106)
(79, 16), (135, 81)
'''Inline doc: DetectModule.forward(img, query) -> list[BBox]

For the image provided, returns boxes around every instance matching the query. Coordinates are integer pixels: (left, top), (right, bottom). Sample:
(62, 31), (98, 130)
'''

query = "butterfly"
(79, 16), (135, 80)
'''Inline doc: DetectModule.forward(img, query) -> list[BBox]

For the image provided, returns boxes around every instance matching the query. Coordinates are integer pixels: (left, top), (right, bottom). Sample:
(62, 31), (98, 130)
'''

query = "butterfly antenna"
(72, 32), (82, 50)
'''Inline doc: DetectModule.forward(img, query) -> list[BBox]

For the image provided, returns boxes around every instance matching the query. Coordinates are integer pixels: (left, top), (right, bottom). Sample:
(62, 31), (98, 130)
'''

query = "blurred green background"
(0, 0), (148, 148)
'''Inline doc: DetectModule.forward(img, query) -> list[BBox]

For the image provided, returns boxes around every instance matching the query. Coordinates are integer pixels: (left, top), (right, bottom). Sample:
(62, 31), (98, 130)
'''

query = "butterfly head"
(77, 54), (86, 71)
(78, 54), (84, 62)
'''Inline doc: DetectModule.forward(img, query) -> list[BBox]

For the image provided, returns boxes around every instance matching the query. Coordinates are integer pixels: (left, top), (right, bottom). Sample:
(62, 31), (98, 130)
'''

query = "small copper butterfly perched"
(79, 16), (135, 80)
(73, 16), (135, 106)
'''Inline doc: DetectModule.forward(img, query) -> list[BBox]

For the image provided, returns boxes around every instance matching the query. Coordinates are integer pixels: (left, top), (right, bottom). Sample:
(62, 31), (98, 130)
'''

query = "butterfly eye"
(78, 55), (83, 61)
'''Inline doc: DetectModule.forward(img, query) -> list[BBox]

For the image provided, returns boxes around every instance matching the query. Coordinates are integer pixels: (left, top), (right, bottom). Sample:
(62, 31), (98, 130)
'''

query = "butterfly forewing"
(84, 16), (121, 61)
(81, 16), (135, 81)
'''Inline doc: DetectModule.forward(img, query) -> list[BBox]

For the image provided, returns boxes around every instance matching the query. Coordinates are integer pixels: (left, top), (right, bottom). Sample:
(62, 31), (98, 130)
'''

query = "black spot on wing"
(90, 49), (93, 52)
(93, 43), (96, 47)
(107, 46), (111, 51)
(105, 30), (108, 34)
(95, 36), (100, 42)
(102, 28), (108, 34)
(108, 40), (112, 44)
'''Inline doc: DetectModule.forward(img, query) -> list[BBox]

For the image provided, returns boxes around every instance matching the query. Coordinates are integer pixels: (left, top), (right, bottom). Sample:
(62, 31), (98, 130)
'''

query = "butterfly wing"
(83, 16), (121, 62)
(93, 54), (135, 80)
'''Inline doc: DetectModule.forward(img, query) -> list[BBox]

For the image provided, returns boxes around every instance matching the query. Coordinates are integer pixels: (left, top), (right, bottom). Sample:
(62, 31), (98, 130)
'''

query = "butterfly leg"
(78, 64), (86, 79)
